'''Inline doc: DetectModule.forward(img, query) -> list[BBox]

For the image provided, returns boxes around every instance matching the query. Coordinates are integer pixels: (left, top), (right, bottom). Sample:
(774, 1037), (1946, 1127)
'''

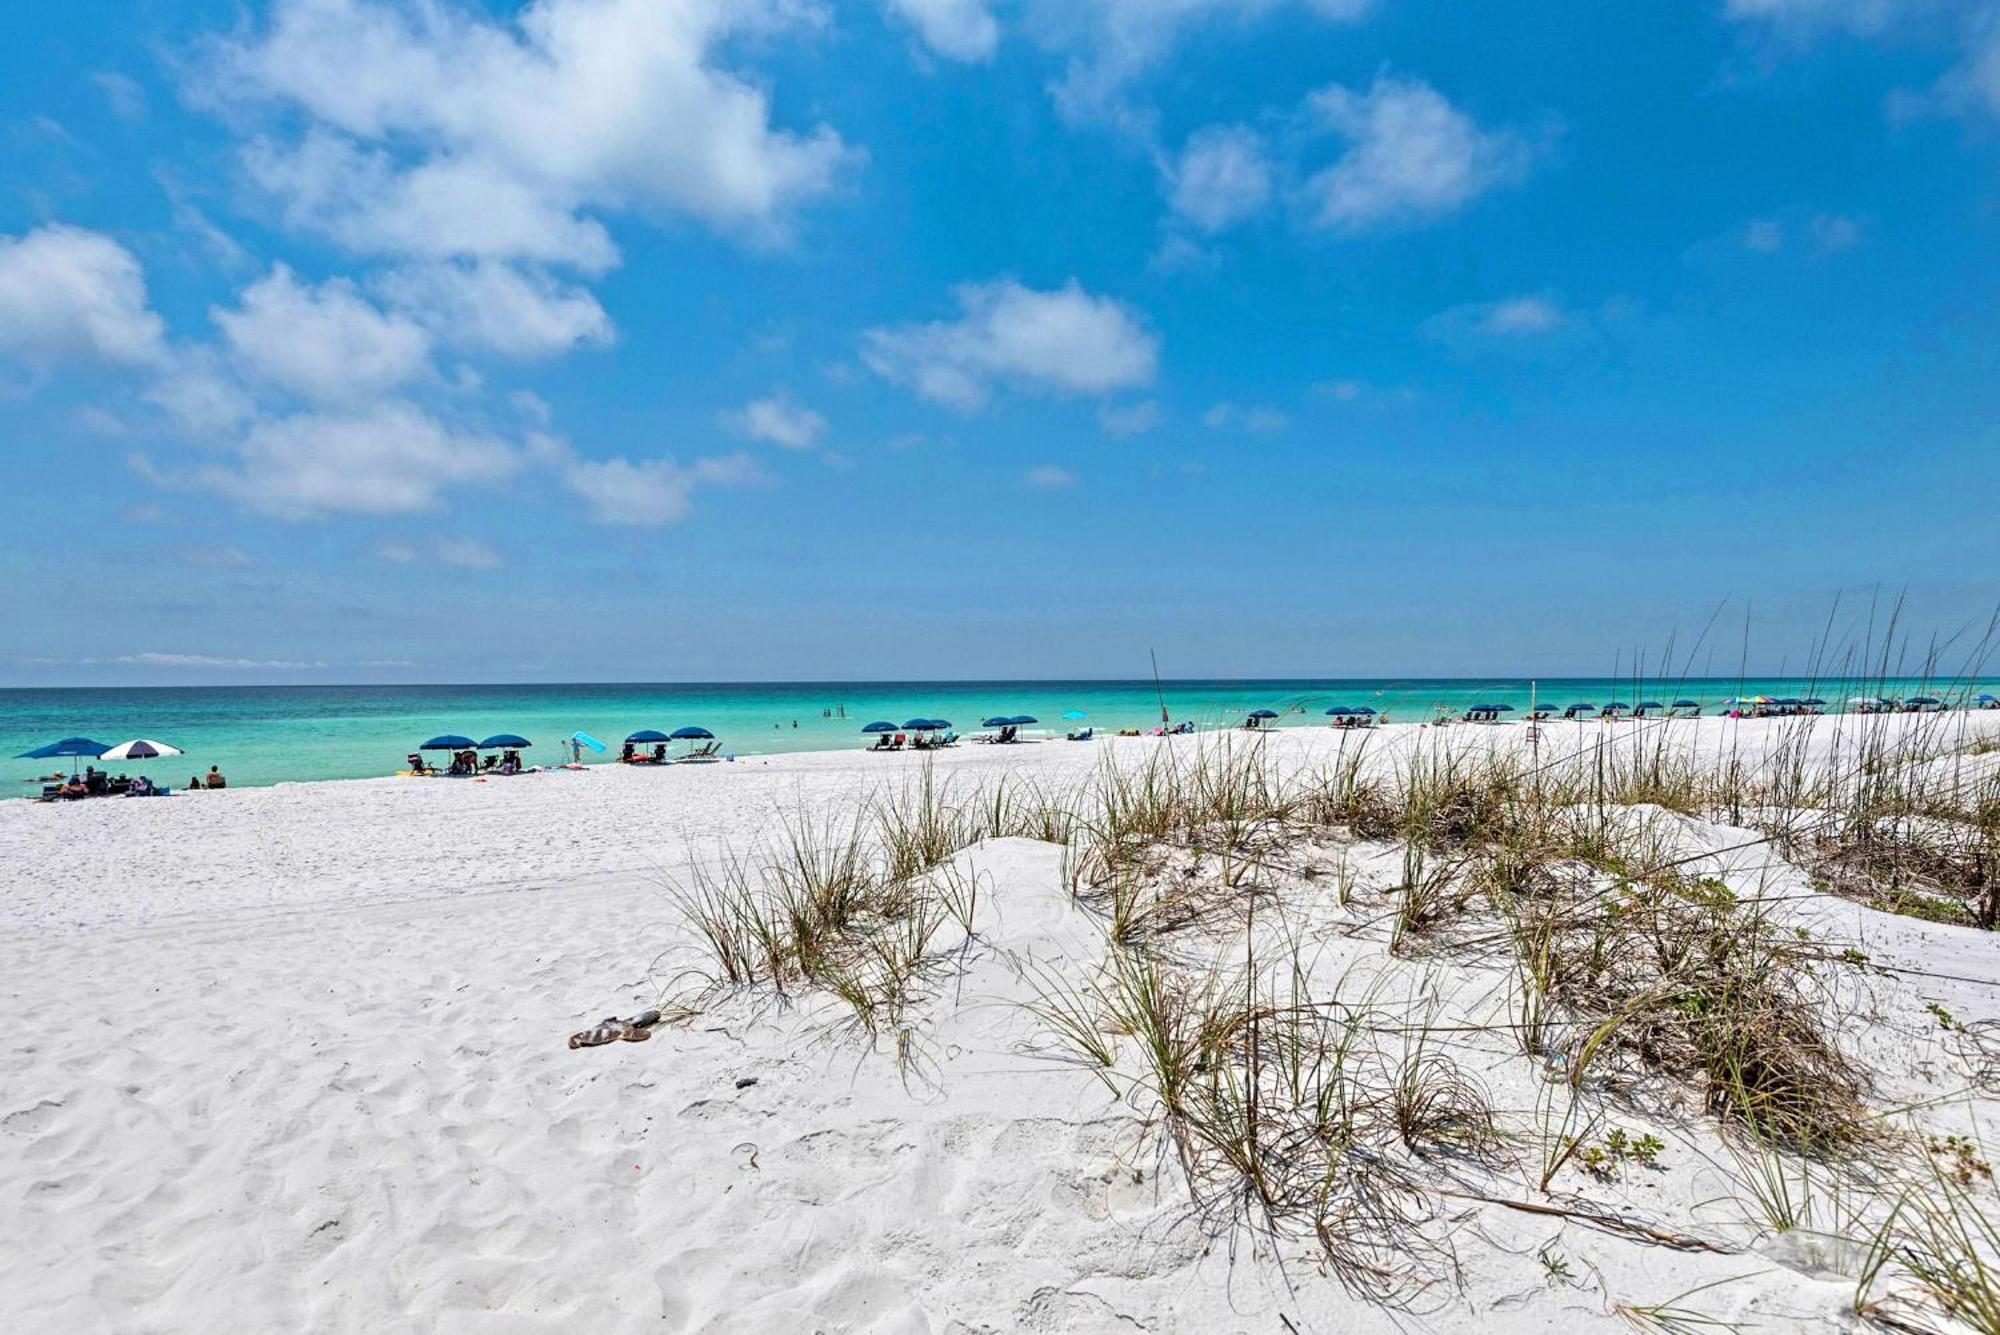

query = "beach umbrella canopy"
(1563, 703), (1596, 712)
(1979, 693), (1997, 704)
(1249, 709), (1280, 719)
(1801, 698), (1826, 707)
(1325, 707), (1361, 716)
(1636, 701), (1665, 711)
(625, 729), (671, 744)
(1353, 707), (1377, 716)
(902, 717), (935, 730)
(981, 716), (1013, 728)
(477, 734), (531, 749)
(99, 738), (184, 761)
(1672, 699), (1700, 708)
(570, 731), (607, 753)
(420, 734), (477, 750)
(1602, 703), (1629, 712)
(16, 736), (113, 759)
(1060, 709), (1087, 720)
(1008, 715), (1039, 725)
(1909, 696), (1942, 706)
(670, 726), (715, 740)
(862, 721), (898, 733)
(928, 719), (952, 730)
(1470, 703), (1514, 712)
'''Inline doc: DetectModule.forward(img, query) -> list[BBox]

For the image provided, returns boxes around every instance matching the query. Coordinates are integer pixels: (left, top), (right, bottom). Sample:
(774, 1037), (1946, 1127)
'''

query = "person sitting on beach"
(652, 743), (668, 763)
(127, 776), (154, 797)
(205, 765), (227, 789)
(190, 774), (206, 792)
(59, 775), (88, 799)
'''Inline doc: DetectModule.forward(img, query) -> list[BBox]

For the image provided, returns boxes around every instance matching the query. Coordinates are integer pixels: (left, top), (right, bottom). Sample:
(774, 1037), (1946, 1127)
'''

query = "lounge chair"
(1067, 726), (1094, 741)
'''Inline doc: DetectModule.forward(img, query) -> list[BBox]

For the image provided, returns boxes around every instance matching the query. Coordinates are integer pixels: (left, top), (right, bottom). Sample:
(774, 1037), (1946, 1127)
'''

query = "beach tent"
(477, 734), (531, 749)
(420, 734), (478, 750)
(99, 739), (183, 761)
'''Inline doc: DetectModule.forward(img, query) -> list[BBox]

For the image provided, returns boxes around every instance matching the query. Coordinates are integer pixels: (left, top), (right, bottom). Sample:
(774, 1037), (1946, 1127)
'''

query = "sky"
(2, 0), (1997, 686)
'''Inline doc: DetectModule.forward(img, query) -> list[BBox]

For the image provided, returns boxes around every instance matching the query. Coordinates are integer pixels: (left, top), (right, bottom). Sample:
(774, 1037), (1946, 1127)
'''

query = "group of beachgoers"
(39, 765), (225, 801)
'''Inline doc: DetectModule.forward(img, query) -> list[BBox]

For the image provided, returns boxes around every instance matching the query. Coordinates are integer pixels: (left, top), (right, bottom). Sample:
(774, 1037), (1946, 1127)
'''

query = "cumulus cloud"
(1168, 124), (1273, 232)
(1097, 399), (1162, 437)
(863, 278), (1158, 411)
(117, 651), (323, 669)
(196, 400), (522, 518)
(1743, 217), (1785, 252)
(1302, 75), (1539, 230)
(436, 535), (503, 569)
(208, 0), (856, 262)
(1203, 401), (1289, 432)
(1023, 463), (1078, 489)
(1723, 0), (1901, 37)
(885, 0), (1000, 61)
(213, 263), (432, 402)
(0, 224), (165, 368)
(92, 71), (148, 122)
(1045, 0), (1375, 126)
(1424, 293), (1567, 340)
(562, 450), (767, 525)
(1727, 0), (2000, 123)
(376, 260), (612, 359)
(722, 392), (826, 449)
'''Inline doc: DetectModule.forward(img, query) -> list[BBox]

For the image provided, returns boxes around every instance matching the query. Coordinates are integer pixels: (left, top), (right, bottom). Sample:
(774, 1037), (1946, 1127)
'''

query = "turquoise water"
(4, 677), (1990, 795)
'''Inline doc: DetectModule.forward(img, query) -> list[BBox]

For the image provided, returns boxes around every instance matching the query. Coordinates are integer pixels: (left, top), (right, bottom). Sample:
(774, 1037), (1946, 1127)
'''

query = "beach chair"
(1067, 726), (1094, 741)
(892, 733), (906, 749)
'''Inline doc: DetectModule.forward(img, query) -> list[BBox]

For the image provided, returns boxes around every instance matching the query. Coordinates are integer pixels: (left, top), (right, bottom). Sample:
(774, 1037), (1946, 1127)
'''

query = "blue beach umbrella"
(1801, 698), (1826, 707)
(420, 734), (477, 750)
(478, 734), (532, 749)
(981, 716), (1013, 728)
(1601, 703), (1629, 713)
(1008, 715), (1039, 725)
(902, 717), (934, 730)
(1325, 707), (1361, 716)
(1060, 709), (1087, 720)
(928, 719), (952, 730)
(16, 736), (113, 759)
(1470, 703), (1514, 712)
(1672, 699), (1700, 709)
(1563, 703), (1596, 712)
(1979, 693), (1997, 704)
(1352, 707), (1377, 716)
(1908, 696), (1942, 707)
(671, 726), (715, 740)
(1636, 701), (1665, 711)
(625, 729), (671, 744)
(862, 721), (898, 733)
(1249, 709), (1280, 719)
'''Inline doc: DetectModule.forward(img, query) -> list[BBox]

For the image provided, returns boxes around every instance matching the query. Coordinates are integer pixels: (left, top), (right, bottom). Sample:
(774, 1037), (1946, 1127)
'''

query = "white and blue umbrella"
(99, 739), (183, 761)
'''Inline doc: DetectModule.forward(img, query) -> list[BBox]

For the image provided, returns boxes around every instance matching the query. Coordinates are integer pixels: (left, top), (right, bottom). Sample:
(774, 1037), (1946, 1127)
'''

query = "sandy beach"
(5, 713), (2000, 1333)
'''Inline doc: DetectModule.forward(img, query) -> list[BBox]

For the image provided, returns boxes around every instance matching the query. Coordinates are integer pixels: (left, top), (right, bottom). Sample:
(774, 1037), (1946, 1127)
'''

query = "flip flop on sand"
(567, 1010), (663, 1049)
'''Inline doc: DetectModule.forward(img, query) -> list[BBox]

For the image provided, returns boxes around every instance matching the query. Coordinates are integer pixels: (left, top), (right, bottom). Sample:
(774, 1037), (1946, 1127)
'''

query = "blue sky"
(2, 0), (1997, 685)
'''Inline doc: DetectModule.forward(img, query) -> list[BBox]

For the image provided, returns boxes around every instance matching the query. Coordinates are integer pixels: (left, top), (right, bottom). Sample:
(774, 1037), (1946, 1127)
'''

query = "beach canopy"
(625, 729), (671, 744)
(861, 721), (898, 733)
(981, 716), (1013, 728)
(1249, 709), (1280, 719)
(15, 736), (112, 759)
(570, 731), (607, 753)
(99, 738), (183, 760)
(420, 734), (477, 750)
(477, 734), (531, 749)
(1060, 709), (1087, 720)
(1008, 715), (1039, 725)
(670, 726), (715, 740)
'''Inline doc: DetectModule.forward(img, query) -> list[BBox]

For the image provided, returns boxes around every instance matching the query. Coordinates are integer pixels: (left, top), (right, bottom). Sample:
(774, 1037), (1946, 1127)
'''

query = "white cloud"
(1317, 378), (1363, 400)
(92, 71), (148, 122)
(1743, 217), (1785, 252)
(213, 264), (432, 403)
(722, 392), (826, 449)
(886, 0), (1000, 61)
(1098, 399), (1162, 437)
(377, 261), (612, 359)
(863, 278), (1158, 411)
(0, 225), (165, 368)
(1203, 401), (1288, 432)
(1168, 124), (1273, 232)
(1045, 0), (1375, 127)
(562, 450), (766, 525)
(1728, 0), (2000, 123)
(1023, 463), (1078, 489)
(1302, 75), (1538, 230)
(211, 0), (856, 263)
(1723, 0), (1900, 37)
(1479, 294), (1564, 335)
(436, 536), (503, 569)
(1810, 212), (1864, 252)
(117, 652), (323, 669)
(198, 400), (522, 518)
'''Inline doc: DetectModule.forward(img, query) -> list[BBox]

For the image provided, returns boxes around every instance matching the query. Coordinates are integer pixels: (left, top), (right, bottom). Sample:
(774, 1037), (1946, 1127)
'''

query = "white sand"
(4, 714), (1998, 1332)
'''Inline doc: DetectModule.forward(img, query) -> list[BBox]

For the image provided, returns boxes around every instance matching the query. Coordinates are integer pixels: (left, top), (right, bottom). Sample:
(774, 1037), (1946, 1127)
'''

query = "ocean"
(5, 676), (1992, 796)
